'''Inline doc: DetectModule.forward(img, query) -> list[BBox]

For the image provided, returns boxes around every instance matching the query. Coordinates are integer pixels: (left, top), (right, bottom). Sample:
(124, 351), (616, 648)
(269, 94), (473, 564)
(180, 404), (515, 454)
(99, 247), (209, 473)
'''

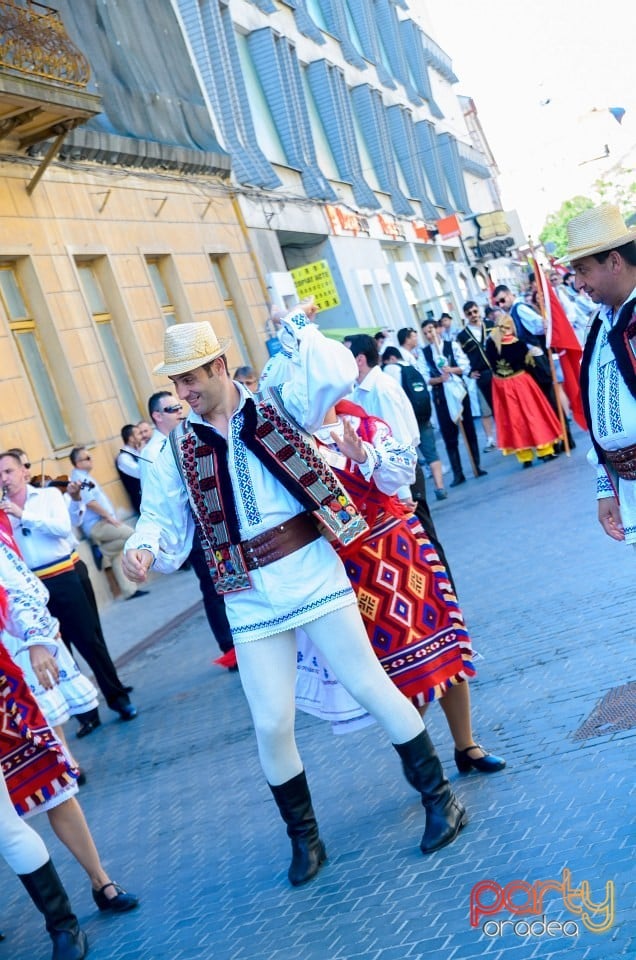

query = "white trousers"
(0, 773), (49, 875)
(235, 603), (424, 785)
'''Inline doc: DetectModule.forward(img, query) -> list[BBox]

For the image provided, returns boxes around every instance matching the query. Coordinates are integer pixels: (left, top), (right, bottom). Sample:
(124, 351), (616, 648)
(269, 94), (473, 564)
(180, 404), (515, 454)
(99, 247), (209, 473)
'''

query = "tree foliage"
(539, 197), (594, 258)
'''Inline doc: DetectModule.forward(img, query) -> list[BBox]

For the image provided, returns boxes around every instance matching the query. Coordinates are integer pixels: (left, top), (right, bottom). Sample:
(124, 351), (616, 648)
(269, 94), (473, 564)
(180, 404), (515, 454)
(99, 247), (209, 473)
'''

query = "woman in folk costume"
(296, 399), (505, 776)
(0, 519), (139, 923)
(485, 314), (563, 468)
(0, 581), (89, 959)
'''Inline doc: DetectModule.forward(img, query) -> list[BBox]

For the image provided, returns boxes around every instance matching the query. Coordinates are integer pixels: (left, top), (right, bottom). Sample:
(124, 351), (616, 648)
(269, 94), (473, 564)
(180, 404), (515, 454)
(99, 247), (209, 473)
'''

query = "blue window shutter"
(386, 105), (438, 219)
(351, 83), (413, 216)
(437, 132), (473, 215)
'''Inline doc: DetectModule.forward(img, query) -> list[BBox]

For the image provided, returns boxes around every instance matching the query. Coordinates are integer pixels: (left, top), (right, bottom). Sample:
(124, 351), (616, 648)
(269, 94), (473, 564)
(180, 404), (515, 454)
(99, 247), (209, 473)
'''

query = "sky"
(423, 0), (636, 237)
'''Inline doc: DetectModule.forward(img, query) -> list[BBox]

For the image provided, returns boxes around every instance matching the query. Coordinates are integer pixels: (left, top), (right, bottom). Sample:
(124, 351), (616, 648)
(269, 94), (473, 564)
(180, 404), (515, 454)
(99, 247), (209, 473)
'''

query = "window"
(210, 257), (249, 360)
(0, 266), (71, 448)
(146, 258), (177, 325)
(76, 263), (141, 423)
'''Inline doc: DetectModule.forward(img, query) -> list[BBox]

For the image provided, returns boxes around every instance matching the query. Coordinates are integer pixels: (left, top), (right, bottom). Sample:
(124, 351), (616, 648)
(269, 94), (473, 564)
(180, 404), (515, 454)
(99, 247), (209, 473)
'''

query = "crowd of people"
(3, 202), (635, 956)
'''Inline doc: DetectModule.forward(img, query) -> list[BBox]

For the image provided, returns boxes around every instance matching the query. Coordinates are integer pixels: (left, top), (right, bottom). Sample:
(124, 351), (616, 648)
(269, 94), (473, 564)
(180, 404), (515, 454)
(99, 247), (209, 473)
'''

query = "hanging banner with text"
(290, 260), (340, 311)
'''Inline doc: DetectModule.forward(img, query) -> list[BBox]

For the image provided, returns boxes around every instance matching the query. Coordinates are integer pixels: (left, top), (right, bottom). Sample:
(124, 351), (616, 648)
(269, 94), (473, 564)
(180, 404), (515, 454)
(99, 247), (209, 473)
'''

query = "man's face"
(130, 427), (142, 449)
(421, 323), (436, 344)
(74, 449), (93, 473)
(137, 421), (153, 444)
(0, 456), (27, 496)
(571, 254), (619, 305)
(18, 453), (32, 482)
(153, 395), (184, 433)
(169, 364), (226, 419)
(464, 306), (482, 325)
(405, 330), (418, 350)
(495, 290), (514, 311)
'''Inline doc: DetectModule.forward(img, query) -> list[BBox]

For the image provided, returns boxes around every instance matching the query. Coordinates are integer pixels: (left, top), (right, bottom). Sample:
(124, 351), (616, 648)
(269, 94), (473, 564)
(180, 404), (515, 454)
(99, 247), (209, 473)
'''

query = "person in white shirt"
(0, 452), (137, 733)
(420, 321), (487, 486)
(115, 424), (142, 513)
(563, 204), (636, 545)
(123, 315), (467, 886)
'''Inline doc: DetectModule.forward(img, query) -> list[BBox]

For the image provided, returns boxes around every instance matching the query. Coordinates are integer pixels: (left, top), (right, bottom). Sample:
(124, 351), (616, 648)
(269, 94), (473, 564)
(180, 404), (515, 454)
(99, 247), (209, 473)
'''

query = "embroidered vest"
(169, 389), (368, 593)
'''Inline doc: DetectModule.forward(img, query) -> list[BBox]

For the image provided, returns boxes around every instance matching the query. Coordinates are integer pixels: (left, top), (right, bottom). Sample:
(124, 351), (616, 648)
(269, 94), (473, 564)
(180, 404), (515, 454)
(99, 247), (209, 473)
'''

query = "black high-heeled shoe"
(92, 881), (139, 913)
(455, 744), (506, 774)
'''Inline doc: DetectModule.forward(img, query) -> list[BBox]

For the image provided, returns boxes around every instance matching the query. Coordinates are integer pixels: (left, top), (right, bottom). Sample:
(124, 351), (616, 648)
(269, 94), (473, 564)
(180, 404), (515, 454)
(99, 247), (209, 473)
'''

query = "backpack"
(400, 364), (431, 423)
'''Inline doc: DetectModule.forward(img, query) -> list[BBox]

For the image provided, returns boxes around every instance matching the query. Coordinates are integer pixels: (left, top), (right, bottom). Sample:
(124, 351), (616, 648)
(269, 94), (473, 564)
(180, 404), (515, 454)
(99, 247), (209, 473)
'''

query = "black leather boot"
(269, 770), (326, 886)
(394, 730), (467, 854)
(18, 859), (88, 960)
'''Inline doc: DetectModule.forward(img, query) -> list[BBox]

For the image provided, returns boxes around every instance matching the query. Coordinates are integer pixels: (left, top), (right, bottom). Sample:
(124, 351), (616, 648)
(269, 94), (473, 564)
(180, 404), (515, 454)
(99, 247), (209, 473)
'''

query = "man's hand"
(470, 371), (480, 379)
(29, 644), (59, 690)
(598, 496), (625, 541)
(123, 549), (153, 582)
(66, 480), (82, 502)
(0, 499), (22, 518)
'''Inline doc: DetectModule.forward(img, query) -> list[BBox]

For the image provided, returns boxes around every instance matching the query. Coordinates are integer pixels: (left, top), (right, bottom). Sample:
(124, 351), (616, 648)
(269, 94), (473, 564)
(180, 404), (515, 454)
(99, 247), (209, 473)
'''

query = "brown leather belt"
(605, 443), (636, 480)
(241, 513), (320, 571)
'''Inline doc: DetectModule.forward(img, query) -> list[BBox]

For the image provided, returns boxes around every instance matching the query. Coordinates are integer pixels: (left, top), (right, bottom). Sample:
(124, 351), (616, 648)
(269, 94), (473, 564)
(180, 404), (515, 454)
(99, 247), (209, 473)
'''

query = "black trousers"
(74, 557), (106, 645)
(44, 569), (129, 710)
(188, 530), (234, 653)
(433, 388), (481, 477)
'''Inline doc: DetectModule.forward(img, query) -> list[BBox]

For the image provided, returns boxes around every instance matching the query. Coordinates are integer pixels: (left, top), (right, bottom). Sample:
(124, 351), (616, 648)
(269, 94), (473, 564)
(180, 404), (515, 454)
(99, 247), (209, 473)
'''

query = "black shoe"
(92, 881), (139, 913)
(538, 453), (558, 462)
(522, 460), (533, 469)
(449, 475), (466, 487)
(123, 685), (134, 694)
(455, 744), (506, 774)
(476, 469), (488, 477)
(76, 770), (87, 786)
(76, 717), (101, 739)
(125, 590), (149, 600)
(118, 704), (138, 721)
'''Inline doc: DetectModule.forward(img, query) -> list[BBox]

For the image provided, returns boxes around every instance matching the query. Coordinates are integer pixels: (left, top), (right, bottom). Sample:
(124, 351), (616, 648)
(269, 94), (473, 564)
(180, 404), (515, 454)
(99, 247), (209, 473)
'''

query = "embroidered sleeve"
(357, 417), (416, 494)
(125, 442), (195, 573)
(0, 544), (60, 654)
(281, 324), (358, 433)
(597, 468), (616, 499)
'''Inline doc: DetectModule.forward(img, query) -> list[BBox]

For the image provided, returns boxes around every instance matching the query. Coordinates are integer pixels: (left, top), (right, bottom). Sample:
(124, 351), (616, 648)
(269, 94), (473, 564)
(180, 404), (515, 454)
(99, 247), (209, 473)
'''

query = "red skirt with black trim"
(339, 513), (475, 703)
(492, 372), (562, 451)
(0, 642), (77, 817)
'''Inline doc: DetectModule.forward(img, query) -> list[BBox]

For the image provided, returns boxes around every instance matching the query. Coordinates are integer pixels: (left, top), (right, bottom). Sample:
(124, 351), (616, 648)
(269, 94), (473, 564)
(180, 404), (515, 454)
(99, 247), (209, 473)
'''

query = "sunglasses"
(23, 461), (31, 469)
(162, 405), (183, 414)
(495, 298), (507, 306)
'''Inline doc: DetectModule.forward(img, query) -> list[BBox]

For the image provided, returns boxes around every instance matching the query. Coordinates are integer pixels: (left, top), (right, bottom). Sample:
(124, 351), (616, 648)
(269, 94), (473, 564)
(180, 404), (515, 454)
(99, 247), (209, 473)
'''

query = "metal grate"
(573, 682), (636, 740)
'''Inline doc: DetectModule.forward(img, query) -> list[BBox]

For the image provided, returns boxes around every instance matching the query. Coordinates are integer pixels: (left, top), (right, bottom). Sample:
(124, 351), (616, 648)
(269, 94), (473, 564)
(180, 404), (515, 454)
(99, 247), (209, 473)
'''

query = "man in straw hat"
(559, 203), (636, 544)
(123, 311), (466, 886)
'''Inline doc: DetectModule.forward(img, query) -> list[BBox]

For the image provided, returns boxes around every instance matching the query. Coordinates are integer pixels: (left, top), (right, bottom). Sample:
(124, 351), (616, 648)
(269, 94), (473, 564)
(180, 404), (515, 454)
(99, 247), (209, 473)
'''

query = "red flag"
(534, 262), (587, 431)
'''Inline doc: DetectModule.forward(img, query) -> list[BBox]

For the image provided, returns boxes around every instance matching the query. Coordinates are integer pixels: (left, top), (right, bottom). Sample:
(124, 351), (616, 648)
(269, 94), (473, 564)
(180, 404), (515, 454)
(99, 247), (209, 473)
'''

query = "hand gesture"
(29, 644), (59, 690)
(123, 548), (153, 582)
(331, 418), (366, 464)
(598, 496), (625, 541)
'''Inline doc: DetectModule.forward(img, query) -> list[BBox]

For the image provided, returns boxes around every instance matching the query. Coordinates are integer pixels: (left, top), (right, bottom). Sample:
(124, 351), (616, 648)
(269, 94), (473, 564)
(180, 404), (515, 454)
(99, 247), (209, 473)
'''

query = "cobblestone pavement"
(3, 430), (635, 960)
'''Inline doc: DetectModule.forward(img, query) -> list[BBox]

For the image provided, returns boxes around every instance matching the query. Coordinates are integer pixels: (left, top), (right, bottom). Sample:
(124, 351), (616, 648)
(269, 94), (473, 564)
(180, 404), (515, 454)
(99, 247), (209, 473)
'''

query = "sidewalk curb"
(113, 599), (204, 670)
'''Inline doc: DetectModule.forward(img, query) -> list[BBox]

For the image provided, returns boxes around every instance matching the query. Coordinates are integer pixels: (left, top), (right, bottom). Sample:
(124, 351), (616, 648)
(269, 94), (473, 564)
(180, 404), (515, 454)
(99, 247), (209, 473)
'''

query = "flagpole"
(528, 237), (571, 456)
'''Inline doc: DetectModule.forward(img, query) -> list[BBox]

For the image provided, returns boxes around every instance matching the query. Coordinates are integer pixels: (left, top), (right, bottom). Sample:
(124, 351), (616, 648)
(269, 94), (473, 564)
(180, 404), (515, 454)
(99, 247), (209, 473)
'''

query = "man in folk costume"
(559, 204), (636, 543)
(123, 312), (467, 886)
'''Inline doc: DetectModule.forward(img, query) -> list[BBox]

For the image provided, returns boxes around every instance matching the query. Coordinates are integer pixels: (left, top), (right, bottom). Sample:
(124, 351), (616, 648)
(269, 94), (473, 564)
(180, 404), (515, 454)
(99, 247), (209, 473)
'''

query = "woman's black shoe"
(92, 881), (139, 913)
(455, 744), (506, 774)
(76, 717), (101, 739)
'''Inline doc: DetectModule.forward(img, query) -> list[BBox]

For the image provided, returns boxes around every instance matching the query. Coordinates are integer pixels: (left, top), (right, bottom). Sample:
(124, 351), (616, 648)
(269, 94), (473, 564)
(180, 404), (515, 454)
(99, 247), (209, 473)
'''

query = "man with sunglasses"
(140, 392), (236, 666)
(456, 302), (496, 451)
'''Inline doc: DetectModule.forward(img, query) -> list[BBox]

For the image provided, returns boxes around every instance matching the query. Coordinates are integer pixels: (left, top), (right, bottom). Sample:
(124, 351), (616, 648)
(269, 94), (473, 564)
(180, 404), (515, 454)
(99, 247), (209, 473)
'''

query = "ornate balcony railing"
(0, 0), (90, 86)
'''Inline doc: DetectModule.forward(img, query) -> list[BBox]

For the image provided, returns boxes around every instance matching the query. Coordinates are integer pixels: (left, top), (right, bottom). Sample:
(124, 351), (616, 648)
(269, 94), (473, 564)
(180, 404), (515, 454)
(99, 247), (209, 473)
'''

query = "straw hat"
(153, 322), (231, 377)
(556, 204), (636, 264)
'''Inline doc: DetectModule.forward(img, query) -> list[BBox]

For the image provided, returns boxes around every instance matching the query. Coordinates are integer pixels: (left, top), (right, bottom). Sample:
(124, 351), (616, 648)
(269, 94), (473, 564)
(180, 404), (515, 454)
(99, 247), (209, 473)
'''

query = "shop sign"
(325, 204), (370, 236)
(377, 214), (406, 240)
(290, 260), (340, 311)
(436, 214), (461, 239)
(474, 211), (516, 258)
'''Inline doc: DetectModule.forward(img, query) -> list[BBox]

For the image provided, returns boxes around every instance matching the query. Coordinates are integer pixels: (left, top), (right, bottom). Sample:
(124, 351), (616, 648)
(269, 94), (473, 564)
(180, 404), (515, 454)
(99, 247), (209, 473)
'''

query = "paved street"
(3, 428), (635, 960)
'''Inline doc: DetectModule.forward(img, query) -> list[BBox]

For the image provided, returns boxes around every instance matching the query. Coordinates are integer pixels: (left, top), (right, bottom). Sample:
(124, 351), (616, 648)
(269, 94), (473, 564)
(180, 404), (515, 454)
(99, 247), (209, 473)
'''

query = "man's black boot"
(394, 730), (467, 854)
(269, 770), (326, 886)
(19, 859), (88, 960)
